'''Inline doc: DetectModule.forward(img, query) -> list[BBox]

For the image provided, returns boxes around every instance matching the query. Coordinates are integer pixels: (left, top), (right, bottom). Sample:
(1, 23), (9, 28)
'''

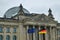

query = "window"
(6, 27), (10, 33)
(13, 28), (16, 33)
(13, 35), (17, 40)
(0, 27), (3, 32)
(57, 29), (60, 35)
(6, 35), (10, 40)
(0, 35), (3, 40)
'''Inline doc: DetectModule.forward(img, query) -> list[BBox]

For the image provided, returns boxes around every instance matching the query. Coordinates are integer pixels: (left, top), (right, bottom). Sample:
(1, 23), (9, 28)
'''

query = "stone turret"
(48, 8), (54, 19)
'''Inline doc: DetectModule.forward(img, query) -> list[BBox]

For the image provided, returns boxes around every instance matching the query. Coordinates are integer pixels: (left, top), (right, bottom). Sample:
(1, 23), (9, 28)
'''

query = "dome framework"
(4, 4), (30, 18)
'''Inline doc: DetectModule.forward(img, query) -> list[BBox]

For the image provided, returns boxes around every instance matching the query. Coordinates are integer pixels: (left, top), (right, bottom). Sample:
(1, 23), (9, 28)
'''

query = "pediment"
(32, 14), (57, 23)
(22, 14), (57, 24)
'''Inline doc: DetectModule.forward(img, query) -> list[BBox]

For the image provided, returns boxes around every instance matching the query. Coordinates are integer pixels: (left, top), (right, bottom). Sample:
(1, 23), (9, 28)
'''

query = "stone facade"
(0, 4), (60, 40)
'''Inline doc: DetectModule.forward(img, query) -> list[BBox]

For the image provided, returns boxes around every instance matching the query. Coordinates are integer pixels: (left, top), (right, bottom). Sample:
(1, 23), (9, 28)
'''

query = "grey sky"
(0, 0), (60, 22)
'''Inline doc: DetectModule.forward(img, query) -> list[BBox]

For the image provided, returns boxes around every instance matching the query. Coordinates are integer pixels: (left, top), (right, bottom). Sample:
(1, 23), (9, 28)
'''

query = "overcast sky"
(0, 0), (60, 23)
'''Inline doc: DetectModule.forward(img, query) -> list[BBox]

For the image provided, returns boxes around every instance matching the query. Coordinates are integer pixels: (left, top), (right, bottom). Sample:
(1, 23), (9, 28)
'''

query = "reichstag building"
(0, 4), (60, 40)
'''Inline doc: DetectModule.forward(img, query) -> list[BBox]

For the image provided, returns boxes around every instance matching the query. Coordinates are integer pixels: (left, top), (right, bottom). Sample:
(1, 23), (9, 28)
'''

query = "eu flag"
(28, 28), (35, 33)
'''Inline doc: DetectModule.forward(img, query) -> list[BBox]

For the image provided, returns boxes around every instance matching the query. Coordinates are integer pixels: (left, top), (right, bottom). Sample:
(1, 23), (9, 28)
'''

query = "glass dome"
(4, 6), (30, 18)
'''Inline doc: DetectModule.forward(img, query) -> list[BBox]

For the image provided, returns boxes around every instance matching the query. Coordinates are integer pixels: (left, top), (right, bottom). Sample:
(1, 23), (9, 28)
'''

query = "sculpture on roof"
(48, 8), (54, 19)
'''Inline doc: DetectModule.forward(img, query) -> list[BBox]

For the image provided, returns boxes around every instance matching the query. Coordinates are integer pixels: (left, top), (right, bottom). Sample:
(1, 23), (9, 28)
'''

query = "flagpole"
(43, 33), (45, 40)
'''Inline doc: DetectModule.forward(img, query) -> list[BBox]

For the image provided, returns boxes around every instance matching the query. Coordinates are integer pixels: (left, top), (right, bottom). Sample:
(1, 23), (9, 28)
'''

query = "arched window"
(13, 27), (16, 33)
(6, 35), (10, 40)
(0, 35), (3, 40)
(13, 35), (17, 40)
(0, 27), (3, 32)
(6, 27), (10, 33)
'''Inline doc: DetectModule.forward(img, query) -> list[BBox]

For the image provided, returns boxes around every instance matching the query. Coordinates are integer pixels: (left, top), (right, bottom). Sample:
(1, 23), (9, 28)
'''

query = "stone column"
(50, 27), (52, 40)
(27, 25), (29, 40)
(46, 26), (50, 40)
(50, 26), (56, 40)
(57, 28), (59, 40)
(56, 29), (58, 40)
(23, 26), (26, 40)
(33, 25), (35, 40)
(39, 26), (41, 40)
(3, 26), (6, 40)
(54, 27), (56, 40)
(52, 27), (56, 40)
(35, 26), (38, 40)
(29, 25), (32, 40)
(19, 23), (26, 40)
(45, 26), (48, 40)
(10, 26), (13, 40)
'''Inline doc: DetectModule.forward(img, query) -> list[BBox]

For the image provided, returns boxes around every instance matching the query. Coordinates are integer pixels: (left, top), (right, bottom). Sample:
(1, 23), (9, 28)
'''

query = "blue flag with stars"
(28, 28), (35, 33)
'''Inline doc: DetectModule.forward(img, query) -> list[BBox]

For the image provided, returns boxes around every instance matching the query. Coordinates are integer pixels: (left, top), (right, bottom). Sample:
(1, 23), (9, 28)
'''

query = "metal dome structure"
(4, 4), (30, 18)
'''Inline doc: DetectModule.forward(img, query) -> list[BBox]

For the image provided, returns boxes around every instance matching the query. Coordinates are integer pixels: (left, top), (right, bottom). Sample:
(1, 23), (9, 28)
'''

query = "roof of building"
(2, 4), (58, 24)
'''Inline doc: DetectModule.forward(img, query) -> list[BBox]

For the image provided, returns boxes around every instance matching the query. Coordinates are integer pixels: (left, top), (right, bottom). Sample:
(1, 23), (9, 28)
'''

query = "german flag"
(39, 29), (47, 34)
